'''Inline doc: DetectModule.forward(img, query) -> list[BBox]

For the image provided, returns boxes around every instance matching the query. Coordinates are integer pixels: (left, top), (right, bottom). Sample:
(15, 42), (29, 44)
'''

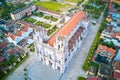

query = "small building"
(10, 4), (36, 20)
(95, 44), (116, 63)
(114, 50), (120, 62)
(113, 62), (120, 73)
(98, 63), (111, 79)
(113, 71), (120, 80)
(2, 21), (34, 45)
(113, 61), (120, 80)
(88, 76), (101, 80)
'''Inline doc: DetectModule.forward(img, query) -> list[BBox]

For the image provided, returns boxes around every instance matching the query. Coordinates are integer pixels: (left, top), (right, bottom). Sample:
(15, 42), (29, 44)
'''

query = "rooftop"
(68, 27), (84, 50)
(47, 11), (85, 46)
(114, 50), (120, 62)
(110, 32), (120, 38)
(99, 63), (111, 76)
(0, 42), (8, 49)
(97, 44), (116, 59)
(89, 76), (100, 80)
(114, 62), (120, 71)
(113, 71), (120, 79)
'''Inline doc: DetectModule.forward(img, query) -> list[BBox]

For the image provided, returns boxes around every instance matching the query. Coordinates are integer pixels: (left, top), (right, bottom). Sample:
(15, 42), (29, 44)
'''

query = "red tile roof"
(90, 76), (100, 80)
(113, 71), (120, 79)
(110, 32), (120, 38)
(8, 32), (17, 40)
(16, 30), (24, 36)
(109, 2), (113, 12)
(97, 44), (116, 59)
(8, 48), (15, 55)
(23, 26), (29, 32)
(47, 11), (85, 46)
(0, 42), (8, 49)
(0, 56), (4, 62)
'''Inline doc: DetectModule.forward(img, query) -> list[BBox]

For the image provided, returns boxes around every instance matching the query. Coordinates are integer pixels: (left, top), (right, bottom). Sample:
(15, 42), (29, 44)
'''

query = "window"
(58, 45), (60, 49)
(65, 58), (67, 62)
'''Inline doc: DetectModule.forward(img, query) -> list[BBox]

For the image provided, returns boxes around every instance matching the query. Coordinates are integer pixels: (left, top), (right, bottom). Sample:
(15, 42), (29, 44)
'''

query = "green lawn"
(34, 1), (70, 12)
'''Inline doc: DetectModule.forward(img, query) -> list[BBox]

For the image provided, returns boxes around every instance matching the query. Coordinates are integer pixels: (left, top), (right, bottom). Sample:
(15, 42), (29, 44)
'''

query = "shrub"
(77, 76), (86, 80)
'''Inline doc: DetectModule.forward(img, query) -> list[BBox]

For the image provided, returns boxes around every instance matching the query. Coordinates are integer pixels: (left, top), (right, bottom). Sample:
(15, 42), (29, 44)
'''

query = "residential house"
(98, 63), (111, 79)
(88, 76), (101, 80)
(95, 44), (116, 63)
(2, 21), (34, 45)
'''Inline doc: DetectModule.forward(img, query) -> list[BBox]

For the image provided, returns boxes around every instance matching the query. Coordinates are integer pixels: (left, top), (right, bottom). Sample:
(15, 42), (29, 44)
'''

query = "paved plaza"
(27, 61), (60, 80)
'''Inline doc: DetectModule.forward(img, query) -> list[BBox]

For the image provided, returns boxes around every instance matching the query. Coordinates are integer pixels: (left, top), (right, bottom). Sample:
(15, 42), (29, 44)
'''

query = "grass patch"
(2, 54), (29, 80)
(34, 1), (70, 12)
(44, 16), (51, 20)
(25, 17), (36, 23)
(44, 23), (51, 28)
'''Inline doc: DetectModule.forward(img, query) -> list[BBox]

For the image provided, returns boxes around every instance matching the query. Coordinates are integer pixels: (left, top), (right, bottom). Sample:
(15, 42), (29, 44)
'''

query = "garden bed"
(25, 17), (36, 23)
(47, 25), (58, 36)
(35, 21), (51, 28)
(34, 12), (44, 17)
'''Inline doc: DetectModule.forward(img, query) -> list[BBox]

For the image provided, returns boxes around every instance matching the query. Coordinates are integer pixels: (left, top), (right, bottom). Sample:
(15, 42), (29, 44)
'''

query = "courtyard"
(23, 11), (62, 37)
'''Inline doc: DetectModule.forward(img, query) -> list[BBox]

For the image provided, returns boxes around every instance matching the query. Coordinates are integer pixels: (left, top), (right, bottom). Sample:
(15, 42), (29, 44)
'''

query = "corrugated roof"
(47, 11), (85, 46)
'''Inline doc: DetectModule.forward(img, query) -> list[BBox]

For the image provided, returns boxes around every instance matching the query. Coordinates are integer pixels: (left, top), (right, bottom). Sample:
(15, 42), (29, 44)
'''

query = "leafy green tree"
(78, 76), (86, 80)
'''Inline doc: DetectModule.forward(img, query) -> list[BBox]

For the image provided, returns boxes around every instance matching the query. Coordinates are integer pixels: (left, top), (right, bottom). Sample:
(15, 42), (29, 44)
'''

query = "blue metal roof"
(114, 50), (120, 62)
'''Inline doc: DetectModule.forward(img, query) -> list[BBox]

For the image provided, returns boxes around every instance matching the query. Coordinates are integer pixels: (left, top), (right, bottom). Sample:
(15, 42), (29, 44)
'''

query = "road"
(6, 53), (37, 80)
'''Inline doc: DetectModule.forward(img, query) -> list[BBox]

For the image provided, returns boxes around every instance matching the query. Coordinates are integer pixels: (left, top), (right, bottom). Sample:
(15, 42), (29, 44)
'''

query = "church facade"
(34, 11), (91, 74)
